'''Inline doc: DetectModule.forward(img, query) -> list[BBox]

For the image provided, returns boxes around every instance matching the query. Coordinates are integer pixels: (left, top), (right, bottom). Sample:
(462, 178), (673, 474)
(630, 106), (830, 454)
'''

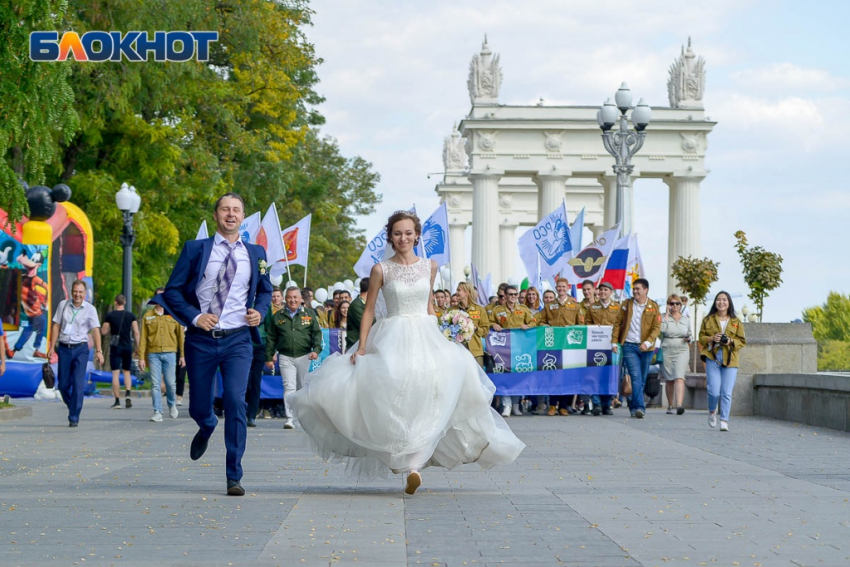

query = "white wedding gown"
(289, 257), (526, 478)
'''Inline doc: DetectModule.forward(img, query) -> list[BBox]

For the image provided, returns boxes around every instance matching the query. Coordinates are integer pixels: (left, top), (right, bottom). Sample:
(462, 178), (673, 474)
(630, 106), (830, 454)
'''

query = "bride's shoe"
(405, 471), (422, 495)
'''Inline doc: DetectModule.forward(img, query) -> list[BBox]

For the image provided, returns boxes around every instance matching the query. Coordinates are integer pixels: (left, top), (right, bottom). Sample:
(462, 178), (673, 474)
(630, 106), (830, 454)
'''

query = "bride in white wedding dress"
(288, 210), (525, 494)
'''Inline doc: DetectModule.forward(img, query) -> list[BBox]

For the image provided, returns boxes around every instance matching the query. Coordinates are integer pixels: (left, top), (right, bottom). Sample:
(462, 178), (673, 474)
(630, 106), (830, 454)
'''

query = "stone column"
(601, 173), (618, 231)
(534, 169), (571, 218)
(666, 172), (705, 294)
(590, 225), (604, 241)
(469, 169), (503, 284)
(499, 221), (517, 285)
(448, 222), (467, 287)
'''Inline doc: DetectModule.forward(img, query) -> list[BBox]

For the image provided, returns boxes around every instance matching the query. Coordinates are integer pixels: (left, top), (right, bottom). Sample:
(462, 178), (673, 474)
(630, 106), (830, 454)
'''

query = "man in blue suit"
(150, 193), (272, 496)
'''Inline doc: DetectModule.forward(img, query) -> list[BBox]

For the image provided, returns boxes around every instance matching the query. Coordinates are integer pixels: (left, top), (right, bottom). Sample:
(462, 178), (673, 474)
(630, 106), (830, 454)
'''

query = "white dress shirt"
(53, 300), (100, 344)
(625, 300), (647, 344)
(193, 232), (251, 329)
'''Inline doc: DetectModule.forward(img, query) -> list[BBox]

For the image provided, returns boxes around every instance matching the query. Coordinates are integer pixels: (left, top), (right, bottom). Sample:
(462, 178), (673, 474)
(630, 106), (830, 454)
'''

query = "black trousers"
(245, 343), (266, 422)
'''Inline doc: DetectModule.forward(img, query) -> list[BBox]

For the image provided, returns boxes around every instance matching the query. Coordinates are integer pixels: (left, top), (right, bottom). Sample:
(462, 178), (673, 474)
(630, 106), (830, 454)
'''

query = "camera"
(720, 334), (730, 346)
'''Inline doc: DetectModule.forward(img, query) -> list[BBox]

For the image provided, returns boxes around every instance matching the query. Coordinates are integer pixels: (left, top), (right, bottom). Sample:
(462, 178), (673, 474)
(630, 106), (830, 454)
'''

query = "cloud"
(731, 63), (848, 93)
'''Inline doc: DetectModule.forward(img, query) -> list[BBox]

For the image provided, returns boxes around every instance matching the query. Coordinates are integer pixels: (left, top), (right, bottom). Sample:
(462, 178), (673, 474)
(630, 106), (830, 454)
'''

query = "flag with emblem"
(518, 201), (571, 284)
(563, 223), (620, 286)
(239, 212), (262, 244)
(416, 202), (450, 267)
(353, 205), (415, 277)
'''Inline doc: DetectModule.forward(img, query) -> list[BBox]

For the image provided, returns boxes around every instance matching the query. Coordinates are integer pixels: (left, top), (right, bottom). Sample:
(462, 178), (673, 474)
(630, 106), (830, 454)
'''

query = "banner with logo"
(416, 202), (450, 267)
(484, 326), (618, 395)
(518, 201), (572, 284)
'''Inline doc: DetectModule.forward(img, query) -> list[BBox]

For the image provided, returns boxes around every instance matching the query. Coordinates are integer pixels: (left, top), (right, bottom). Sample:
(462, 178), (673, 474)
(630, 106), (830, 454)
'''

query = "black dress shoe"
(190, 430), (209, 461)
(591, 407), (601, 416)
(227, 479), (245, 496)
(69, 421), (78, 427)
(602, 407), (614, 416)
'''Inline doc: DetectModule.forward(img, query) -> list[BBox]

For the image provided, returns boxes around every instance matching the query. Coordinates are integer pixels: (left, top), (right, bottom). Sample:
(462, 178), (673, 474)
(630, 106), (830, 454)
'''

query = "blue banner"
(484, 326), (619, 396)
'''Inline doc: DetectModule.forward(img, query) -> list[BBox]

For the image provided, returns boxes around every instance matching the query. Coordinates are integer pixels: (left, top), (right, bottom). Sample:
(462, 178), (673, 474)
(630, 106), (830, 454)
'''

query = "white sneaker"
(501, 406), (511, 418)
(708, 413), (717, 428)
(512, 403), (523, 416)
(169, 405), (179, 419)
(150, 411), (163, 422)
(283, 418), (295, 429)
(666, 407), (674, 415)
(720, 421), (729, 432)
(176, 398), (183, 406)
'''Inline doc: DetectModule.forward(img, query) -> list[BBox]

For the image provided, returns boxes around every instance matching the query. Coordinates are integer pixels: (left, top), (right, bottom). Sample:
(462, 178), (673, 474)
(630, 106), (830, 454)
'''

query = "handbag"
(110, 311), (128, 348)
(620, 373), (633, 396)
(42, 362), (55, 389)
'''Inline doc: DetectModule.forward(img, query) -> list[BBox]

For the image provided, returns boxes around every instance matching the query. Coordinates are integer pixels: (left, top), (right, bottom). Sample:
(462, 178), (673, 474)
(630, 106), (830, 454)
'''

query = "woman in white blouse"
(661, 294), (691, 415)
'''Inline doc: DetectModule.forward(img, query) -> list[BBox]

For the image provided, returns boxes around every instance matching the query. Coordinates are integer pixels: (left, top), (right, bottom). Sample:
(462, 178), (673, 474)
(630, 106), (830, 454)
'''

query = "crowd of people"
(30, 272), (746, 435)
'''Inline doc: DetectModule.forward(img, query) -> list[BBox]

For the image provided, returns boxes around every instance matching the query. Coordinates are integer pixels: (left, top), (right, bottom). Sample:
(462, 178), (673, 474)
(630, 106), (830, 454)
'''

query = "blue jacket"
(150, 236), (273, 345)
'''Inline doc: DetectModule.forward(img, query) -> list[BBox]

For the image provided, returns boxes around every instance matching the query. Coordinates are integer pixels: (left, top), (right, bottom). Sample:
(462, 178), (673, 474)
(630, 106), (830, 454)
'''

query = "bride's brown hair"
(385, 210), (422, 249)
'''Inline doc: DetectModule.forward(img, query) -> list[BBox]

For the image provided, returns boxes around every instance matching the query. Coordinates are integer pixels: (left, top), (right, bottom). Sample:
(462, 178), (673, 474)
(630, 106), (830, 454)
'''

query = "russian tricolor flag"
(600, 235), (630, 290)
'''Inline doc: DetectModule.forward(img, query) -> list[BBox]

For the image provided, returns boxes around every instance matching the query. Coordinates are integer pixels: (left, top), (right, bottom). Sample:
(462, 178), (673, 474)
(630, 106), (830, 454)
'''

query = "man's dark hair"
(114, 294), (126, 306)
(272, 287), (282, 294)
(360, 277), (370, 293)
(505, 285), (519, 294)
(213, 192), (245, 212)
(633, 278), (649, 289)
(332, 289), (341, 298)
(582, 280), (595, 288)
(301, 286), (313, 294)
(497, 282), (509, 292)
(324, 299), (335, 308)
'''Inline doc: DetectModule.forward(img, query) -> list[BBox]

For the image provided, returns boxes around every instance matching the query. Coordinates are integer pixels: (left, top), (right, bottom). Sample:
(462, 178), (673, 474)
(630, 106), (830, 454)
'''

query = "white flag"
(569, 207), (585, 257)
(416, 202), (450, 267)
(239, 212), (262, 244)
(195, 220), (208, 240)
(623, 233), (646, 298)
(280, 214), (311, 268)
(258, 204), (287, 264)
(518, 201), (571, 284)
(563, 223), (621, 286)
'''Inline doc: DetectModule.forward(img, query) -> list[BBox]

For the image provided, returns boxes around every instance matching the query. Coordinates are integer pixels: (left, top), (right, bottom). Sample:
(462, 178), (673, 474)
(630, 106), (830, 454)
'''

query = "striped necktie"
(209, 240), (237, 317)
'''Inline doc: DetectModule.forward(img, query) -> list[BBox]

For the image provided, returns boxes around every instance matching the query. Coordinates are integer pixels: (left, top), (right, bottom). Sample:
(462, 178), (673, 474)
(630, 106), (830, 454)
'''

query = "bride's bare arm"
(427, 260), (438, 316)
(351, 263), (384, 363)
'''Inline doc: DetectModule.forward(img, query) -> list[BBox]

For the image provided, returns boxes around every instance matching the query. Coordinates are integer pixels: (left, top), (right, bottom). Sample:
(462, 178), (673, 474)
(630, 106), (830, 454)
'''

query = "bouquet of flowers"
(439, 309), (477, 345)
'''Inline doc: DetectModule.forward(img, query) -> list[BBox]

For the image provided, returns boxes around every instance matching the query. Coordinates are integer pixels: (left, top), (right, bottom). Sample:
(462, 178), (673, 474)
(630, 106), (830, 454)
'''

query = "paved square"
(1, 398), (848, 566)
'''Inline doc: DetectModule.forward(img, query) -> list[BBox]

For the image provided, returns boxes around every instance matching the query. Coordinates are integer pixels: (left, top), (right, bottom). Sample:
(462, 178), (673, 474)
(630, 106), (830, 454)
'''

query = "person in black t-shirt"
(101, 295), (140, 409)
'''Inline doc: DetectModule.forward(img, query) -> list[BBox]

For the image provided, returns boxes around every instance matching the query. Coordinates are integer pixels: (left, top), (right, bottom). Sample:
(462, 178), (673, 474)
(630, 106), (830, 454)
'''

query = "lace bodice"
(380, 257), (432, 317)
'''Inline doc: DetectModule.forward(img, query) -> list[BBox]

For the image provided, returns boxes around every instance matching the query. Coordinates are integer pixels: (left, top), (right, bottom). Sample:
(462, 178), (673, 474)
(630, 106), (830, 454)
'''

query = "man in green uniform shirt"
(265, 286), (322, 429)
(346, 278), (373, 350)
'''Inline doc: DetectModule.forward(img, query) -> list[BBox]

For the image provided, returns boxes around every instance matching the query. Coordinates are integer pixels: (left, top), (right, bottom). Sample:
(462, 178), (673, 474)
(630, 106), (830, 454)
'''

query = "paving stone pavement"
(1, 398), (849, 566)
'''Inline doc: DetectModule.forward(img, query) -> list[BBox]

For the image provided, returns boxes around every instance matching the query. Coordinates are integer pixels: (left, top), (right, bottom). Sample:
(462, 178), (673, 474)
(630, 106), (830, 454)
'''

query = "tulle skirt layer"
(288, 314), (526, 479)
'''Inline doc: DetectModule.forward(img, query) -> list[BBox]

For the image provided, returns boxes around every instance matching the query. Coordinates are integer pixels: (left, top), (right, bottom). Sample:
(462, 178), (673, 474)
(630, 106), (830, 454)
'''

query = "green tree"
(0, 0), (80, 226)
(734, 231), (783, 321)
(671, 255), (720, 309)
(803, 292), (850, 371)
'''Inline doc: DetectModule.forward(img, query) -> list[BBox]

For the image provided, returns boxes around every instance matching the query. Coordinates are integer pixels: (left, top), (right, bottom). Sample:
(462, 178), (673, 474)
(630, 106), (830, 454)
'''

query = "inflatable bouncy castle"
(0, 183), (94, 397)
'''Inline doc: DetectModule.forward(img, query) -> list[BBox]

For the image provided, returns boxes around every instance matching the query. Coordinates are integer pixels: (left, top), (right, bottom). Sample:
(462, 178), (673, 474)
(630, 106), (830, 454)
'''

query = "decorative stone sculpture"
(478, 131), (497, 152)
(667, 37), (705, 109)
(442, 123), (467, 171)
(544, 131), (563, 152)
(467, 35), (501, 105)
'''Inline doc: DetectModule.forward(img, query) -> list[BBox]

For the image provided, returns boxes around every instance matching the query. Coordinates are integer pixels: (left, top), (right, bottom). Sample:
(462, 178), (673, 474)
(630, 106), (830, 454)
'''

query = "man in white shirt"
(47, 280), (104, 427)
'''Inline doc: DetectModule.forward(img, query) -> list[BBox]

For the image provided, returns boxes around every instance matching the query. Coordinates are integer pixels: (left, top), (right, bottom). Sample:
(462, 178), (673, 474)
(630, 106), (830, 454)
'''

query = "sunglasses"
(668, 302), (681, 306)
(498, 294), (506, 299)
(506, 292), (518, 296)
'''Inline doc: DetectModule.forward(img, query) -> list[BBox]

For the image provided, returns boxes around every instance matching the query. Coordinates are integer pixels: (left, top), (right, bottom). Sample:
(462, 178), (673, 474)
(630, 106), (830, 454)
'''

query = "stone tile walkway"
(1, 398), (848, 566)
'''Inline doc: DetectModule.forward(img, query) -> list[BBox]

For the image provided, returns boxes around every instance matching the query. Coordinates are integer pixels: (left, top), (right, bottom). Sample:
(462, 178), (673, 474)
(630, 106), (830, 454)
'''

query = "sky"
(304, 0), (850, 322)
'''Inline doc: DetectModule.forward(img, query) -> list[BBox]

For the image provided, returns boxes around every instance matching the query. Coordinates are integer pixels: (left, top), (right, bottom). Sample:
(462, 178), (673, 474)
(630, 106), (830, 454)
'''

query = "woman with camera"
(661, 294), (691, 415)
(698, 291), (747, 431)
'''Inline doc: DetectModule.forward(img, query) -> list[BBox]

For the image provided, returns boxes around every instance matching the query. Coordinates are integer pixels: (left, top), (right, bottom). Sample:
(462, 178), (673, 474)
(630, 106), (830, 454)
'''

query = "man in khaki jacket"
(613, 278), (661, 419)
(138, 301), (185, 422)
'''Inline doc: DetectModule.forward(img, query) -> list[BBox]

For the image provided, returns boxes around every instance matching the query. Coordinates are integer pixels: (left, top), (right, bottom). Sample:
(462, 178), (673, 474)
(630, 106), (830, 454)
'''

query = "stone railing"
(753, 373), (850, 431)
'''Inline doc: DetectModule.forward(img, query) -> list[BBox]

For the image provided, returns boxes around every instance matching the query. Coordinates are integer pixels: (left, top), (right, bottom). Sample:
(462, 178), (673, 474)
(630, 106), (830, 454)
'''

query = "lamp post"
(463, 265), (471, 284)
(115, 182), (141, 308)
(597, 83), (651, 237)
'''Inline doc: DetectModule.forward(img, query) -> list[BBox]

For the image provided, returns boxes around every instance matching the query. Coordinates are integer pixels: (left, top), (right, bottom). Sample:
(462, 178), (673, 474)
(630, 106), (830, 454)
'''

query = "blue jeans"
(149, 352), (177, 413)
(57, 343), (89, 423)
(591, 394), (612, 409)
(622, 343), (652, 413)
(705, 358), (738, 421)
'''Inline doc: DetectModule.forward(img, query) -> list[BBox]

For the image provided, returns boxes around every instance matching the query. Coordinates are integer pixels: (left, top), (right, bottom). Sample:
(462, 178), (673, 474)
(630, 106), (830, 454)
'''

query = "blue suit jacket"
(150, 237), (273, 345)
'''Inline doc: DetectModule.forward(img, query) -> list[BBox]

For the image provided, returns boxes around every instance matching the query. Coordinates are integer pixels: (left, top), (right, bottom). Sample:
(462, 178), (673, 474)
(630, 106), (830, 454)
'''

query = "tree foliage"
(0, 0), (80, 227)
(803, 292), (850, 371)
(2, 0), (381, 313)
(671, 255), (719, 308)
(734, 231), (783, 321)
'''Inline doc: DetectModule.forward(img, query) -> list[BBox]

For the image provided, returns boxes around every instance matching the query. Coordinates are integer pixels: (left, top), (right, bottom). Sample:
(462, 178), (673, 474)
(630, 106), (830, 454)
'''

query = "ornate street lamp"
(115, 182), (141, 307)
(597, 83), (651, 237)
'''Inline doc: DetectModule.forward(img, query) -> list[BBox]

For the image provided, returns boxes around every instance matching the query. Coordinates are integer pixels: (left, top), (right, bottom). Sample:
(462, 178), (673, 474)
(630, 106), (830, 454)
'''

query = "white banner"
(259, 204), (287, 264)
